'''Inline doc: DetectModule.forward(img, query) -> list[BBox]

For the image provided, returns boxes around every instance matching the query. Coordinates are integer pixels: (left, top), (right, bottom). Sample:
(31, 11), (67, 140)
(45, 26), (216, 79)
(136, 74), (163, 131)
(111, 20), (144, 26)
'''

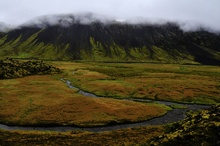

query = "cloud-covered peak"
(21, 13), (117, 28)
(0, 22), (14, 32)
(1, 0), (219, 32)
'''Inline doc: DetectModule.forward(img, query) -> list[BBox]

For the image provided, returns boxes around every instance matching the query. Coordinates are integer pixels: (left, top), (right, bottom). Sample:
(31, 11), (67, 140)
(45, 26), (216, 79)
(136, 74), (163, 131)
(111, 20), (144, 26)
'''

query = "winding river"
(0, 79), (211, 132)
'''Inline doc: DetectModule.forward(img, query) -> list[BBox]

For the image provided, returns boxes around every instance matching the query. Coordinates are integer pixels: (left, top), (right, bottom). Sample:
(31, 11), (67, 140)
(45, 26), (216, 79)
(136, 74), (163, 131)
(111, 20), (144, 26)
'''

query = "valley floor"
(0, 60), (219, 145)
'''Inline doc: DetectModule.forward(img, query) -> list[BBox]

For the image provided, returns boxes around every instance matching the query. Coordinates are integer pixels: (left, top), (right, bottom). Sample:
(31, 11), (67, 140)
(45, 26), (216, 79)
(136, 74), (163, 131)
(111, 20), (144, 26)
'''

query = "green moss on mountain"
(0, 22), (220, 64)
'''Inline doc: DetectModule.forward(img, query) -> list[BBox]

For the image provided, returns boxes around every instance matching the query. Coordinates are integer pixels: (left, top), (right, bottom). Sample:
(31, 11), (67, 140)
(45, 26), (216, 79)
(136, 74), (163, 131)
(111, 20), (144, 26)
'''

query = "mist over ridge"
(12, 12), (218, 34)
(1, 0), (220, 33)
(0, 12), (220, 66)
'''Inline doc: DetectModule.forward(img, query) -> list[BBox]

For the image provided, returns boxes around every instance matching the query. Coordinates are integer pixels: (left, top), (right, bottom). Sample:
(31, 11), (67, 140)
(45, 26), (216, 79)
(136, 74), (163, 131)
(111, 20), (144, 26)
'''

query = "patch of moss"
(0, 58), (61, 79)
(150, 105), (220, 145)
(170, 104), (188, 109)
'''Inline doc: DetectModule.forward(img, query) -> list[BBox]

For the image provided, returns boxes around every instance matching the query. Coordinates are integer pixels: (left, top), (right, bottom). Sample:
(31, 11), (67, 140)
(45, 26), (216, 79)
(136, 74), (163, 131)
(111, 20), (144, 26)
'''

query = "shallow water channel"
(0, 79), (211, 132)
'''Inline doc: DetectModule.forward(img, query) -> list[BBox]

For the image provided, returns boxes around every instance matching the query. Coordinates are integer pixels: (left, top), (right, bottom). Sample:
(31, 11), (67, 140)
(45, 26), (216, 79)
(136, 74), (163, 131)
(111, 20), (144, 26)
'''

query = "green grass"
(0, 34), (201, 63)
(170, 104), (188, 109)
(0, 32), (70, 60)
(0, 125), (165, 146)
(0, 74), (169, 127)
(0, 60), (219, 145)
(56, 62), (220, 104)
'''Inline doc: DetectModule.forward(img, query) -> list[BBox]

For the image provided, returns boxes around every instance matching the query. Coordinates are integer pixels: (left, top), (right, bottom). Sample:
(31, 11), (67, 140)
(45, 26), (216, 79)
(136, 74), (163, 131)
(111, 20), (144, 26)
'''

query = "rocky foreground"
(150, 104), (220, 146)
(0, 58), (61, 79)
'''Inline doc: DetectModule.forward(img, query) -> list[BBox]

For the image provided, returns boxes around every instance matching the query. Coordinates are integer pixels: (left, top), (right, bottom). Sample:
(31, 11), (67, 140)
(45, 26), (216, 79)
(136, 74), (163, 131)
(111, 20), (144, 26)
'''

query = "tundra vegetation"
(55, 61), (220, 104)
(0, 59), (171, 127)
(0, 105), (219, 145)
(0, 58), (219, 145)
(0, 58), (61, 79)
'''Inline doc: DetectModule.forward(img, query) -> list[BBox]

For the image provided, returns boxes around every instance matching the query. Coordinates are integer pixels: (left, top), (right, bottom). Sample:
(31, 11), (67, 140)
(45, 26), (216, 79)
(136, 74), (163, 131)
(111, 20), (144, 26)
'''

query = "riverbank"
(0, 78), (211, 132)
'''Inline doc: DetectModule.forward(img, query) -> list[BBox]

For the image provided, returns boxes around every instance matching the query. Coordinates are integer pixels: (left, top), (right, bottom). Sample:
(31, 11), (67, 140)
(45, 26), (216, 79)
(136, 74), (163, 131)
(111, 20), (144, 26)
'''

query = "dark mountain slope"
(0, 19), (220, 65)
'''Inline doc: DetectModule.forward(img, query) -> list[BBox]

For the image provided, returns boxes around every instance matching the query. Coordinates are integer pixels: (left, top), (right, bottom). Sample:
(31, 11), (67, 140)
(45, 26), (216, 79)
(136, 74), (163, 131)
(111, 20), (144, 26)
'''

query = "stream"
(0, 79), (211, 132)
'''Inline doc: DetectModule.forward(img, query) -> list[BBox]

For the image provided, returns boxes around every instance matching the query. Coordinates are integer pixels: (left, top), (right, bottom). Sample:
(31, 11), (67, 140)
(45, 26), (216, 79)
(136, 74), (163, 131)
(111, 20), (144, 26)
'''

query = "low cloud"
(21, 13), (116, 28)
(1, 0), (220, 32)
(19, 13), (218, 33)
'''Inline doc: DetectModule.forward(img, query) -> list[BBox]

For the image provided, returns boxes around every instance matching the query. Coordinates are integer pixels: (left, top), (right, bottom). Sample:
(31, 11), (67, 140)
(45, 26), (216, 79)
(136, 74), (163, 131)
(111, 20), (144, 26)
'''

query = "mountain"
(0, 22), (13, 33)
(0, 15), (220, 65)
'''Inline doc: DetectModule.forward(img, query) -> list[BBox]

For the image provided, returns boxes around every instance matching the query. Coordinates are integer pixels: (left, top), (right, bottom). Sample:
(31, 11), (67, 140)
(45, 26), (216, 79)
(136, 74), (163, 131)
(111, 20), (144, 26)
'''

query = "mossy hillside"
(150, 105), (220, 146)
(1, 22), (219, 64)
(0, 36), (7, 46)
(82, 37), (190, 63)
(81, 37), (128, 62)
(0, 35), (22, 57)
(0, 32), (70, 60)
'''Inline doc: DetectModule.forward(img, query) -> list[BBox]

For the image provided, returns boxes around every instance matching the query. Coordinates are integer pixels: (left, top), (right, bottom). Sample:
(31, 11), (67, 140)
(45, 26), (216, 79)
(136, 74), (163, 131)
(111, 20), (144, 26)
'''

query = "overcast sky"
(0, 0), (220, 31)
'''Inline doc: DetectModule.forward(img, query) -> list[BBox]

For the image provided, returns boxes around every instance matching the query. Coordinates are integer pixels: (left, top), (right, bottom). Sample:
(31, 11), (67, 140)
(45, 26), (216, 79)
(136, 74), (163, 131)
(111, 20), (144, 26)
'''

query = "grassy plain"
(0, 74), (169, 127)
(0, 61), (219, 145)
(53, 61), (220, 104)
(1, 61), (218, 126)
(0, 125), (165, 146)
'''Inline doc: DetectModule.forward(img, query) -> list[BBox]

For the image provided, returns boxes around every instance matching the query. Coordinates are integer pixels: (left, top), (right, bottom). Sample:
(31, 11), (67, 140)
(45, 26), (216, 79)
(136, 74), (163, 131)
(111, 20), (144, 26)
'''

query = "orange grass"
(125, 73), (220, 103)
(0, 75), (168, 126)
(61, 62), (220, 104)
(0, 125), (165, 145)
(1, 61), (219, 127)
